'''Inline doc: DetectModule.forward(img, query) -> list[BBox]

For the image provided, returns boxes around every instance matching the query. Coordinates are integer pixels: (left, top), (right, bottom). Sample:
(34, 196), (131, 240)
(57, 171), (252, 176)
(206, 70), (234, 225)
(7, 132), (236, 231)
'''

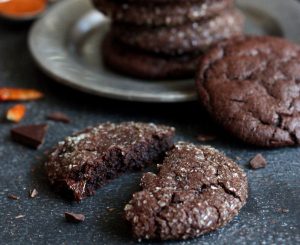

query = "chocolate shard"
(11, 124), (48, 149)
(47, 112), (71, 123)
(29, 189), (38, 198)
(65, 212), (85, 223)
(249, 154), (267, 169)
(7, 194), (20, 200)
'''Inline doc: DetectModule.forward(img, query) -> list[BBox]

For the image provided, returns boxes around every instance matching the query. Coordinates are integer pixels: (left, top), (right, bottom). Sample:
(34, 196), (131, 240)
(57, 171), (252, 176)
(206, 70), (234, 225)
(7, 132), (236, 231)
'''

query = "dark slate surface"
(0, 20), (299, 245)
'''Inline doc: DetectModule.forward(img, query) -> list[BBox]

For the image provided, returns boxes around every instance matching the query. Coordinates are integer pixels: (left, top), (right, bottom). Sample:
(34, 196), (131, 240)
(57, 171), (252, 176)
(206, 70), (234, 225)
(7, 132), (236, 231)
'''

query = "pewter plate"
(29, 0), (300, 102)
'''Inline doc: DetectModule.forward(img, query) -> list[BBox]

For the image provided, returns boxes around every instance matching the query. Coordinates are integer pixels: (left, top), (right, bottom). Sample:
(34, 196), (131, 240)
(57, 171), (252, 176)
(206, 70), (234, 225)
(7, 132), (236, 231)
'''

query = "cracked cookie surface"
(45, 122), (175, 201)
(124, 142), (248, 240)
(196, 36), (300, 147)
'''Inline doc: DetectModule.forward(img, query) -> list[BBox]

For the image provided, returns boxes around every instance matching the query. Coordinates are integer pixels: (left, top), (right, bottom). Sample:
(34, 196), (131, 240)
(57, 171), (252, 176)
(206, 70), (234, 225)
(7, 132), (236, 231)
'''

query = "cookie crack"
(217, 181), (241, 202)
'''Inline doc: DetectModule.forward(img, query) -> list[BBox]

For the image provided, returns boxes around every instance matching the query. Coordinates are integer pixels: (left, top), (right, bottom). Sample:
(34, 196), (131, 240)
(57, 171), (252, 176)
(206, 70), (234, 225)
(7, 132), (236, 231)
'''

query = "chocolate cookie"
(196, 36), (300, 147)
(111, 9), (244, 55)
(102, 34), (201, 79)
(125, 142), (248, 240)
(45, 122), (175, 201)
(93, 0), (234, 26)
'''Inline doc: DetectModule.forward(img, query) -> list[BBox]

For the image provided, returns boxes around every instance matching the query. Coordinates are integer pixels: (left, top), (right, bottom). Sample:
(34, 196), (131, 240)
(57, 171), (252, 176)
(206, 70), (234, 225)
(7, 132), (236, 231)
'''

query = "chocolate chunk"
(125, 142), (248, 240)
(45, 122), (175, 201)
(64, 212), (85, 223)
(47, 112), (71, 123)
(249, 154), (267, 169)
(7, 194), (20, 200)
(11, 124), (48, 149)
(29, 189), (38, 198)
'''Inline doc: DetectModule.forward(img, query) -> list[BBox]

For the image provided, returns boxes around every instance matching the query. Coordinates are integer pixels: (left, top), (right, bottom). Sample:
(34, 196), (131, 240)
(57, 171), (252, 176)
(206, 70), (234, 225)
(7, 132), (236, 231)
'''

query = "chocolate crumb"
(277, 208), (289, 213)
(196, 133), (216, 142)
(15, 215), (25, 219)
(47, 112), (71, 123)
(7, 194), (20, 200)
(249, 154), (267, 169)
(29, 189), (38, 198)
(11, 124), (48, 149)
(65, 212), (85, 223)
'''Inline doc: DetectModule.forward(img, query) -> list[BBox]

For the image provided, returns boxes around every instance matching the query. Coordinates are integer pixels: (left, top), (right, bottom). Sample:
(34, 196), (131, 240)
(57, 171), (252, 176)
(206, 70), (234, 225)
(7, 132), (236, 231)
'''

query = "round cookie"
(196, 36), (300, 147)
(102, 34), (201, 79)
(125, 142), (248, 240)
(111, 9), (244, 55)
(93, 0), (234, 26)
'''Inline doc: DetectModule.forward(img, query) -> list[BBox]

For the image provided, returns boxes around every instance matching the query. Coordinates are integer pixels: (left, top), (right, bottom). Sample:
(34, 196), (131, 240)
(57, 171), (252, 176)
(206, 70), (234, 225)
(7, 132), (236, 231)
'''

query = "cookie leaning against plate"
(111, 9), (244, 55)
(125, 142), (248, 240)
(45, 122), (175, 201)
(102, 34), (201, 79)
(93, 0), (234, 26)
(196, 36), (300, 147)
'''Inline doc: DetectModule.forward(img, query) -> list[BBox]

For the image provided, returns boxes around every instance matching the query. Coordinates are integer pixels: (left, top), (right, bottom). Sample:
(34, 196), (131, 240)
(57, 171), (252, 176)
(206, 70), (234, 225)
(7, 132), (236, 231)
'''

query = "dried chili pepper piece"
(0, 88), (44, 102)
(6, 104), (26, 123)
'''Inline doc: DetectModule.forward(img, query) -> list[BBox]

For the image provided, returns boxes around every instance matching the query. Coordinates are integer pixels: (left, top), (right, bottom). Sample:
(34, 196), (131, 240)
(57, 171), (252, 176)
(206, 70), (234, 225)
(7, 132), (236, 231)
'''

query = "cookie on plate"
(102, 34), (201, 79)
(111, 9), (244, 55)
(196, 36), (300, 147)
(45, 122), (175, 201)
(125, 142), (248, 240)
(93, 0), (234, 26)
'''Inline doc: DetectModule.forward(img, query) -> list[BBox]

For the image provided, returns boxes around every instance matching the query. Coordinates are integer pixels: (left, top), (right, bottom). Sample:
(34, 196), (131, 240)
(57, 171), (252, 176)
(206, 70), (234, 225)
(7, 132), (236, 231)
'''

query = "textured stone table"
(0, 20), (299, 245)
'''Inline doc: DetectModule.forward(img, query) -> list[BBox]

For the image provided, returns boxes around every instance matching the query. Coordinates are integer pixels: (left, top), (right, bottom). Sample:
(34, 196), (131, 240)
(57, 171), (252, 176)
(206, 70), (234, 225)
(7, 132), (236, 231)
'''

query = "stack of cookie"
(93, 0), (244, 79)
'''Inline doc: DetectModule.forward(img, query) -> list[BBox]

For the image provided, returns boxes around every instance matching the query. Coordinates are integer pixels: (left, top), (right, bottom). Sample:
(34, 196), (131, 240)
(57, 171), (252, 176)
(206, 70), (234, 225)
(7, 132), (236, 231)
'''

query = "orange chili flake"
(6, 104), (26, 123)
(0, 0), (46, 17)
(0, 88), (44, 102)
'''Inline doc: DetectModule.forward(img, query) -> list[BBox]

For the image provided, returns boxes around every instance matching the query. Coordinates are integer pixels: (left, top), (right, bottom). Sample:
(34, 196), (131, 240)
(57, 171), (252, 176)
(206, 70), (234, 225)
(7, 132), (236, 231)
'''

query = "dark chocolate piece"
(47, 112), (71, 123)
(45, 122), (175, 201)
(196, 36), (300, 147)
(249, 154), (267, 169)
(11, 124), (48, 149)
(125, 142), (248, 240)
(65, 212), (85, 223)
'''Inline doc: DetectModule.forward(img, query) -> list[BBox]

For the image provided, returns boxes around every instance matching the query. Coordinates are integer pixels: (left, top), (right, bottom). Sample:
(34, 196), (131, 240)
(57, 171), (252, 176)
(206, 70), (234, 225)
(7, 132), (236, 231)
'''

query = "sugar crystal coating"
(125, 142), (248, 240)
(46, 122), (175, 201)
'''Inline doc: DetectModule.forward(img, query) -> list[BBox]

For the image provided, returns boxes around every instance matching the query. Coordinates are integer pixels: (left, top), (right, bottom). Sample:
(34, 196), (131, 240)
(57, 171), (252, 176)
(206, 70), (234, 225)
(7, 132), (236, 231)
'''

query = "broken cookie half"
(45, 122), (175, 201)
(125, 142), (248, 240)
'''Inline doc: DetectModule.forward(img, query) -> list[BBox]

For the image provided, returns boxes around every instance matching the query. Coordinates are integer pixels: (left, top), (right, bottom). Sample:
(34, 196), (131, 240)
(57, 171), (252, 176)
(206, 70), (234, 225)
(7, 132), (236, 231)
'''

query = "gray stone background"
(0, 5), (299, 245)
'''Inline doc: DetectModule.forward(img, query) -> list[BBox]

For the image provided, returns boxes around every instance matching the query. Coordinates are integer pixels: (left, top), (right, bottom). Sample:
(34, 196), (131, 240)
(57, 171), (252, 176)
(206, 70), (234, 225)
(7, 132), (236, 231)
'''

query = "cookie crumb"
(65, 212), (85, 223)
(29, 189), (38, 198)
(15, 215), (25, 219)
(106, 207), (115, 212)
(249, 154), (267, 169)
(196, 133), (216, 142)
(7, 194), (20, 200)
(277, 208), (289, 213)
